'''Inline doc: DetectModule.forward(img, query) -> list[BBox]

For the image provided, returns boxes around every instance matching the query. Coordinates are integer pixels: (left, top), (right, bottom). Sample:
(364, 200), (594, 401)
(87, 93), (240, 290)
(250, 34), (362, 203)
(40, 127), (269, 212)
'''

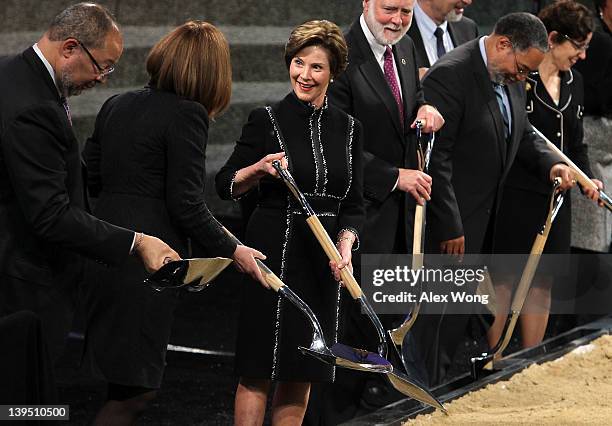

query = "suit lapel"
(22, 47), (61, 102)
(395, 42), (414, 130)
(351, 22), (404, 138)
(504, 82), (525, 172)
(408, 17), (431, 67)
(470, 46), (507, 165)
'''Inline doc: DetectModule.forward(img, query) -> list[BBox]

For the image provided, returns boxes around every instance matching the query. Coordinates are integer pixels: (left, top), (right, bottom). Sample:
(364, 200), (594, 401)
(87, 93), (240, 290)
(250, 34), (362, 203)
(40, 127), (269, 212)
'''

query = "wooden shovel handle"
(544, 139), (596, 190)
(305, 216), (363, 299)
(412, 204), (425, 256)
(255, 259), (284, 292)
(222, 226), (285, 292)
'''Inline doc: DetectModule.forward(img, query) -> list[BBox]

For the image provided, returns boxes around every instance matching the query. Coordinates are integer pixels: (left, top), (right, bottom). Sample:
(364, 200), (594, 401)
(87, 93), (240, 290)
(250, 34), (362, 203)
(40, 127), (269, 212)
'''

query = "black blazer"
(0, 47), (133, 288)
(573, 18), (612, 116)
(328, 19), (429, 253)
(506, 69), (593, 195)
(422, 39), (559, 253)
(85, 87), (237, 259)
(407, 15), (479, 68)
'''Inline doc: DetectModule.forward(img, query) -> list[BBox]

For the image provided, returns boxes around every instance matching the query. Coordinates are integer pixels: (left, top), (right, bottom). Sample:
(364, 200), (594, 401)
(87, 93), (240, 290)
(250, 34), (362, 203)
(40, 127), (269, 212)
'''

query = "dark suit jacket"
(0, 47), (133, 290)
(407, 14), (479, 68)
(422, 39), (559, 253)
(328, 19), (429, 253)
(85, 87), (237, 259)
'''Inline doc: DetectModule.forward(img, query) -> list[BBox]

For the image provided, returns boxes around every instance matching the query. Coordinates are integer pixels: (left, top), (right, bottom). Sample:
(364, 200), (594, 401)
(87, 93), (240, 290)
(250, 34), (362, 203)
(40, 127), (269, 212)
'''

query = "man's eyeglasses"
(559, 33), (589, 52)
(512, 51), (531, 77)
(75, 39), (115, 78)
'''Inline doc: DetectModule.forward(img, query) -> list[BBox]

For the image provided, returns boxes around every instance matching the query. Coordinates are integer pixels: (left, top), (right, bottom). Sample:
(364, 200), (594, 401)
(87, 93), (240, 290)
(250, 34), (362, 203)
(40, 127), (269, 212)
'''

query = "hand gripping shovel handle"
(473, 178), (565, 373)
(532, 126), (612, 212)
(271, 161), (446, 411)
(222, 227), (395, 374)
(389, 121), (434, 346)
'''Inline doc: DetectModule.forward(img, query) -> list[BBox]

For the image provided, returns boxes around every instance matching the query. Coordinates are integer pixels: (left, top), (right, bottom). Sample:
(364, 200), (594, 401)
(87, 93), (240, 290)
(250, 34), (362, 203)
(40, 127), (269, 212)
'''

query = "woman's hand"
(329, 232), (355, 285)
(232, 244), (269, 289)
(583, 178), (603, 204)
(254, 152), (288, 178)
(232, 152), (287, 197)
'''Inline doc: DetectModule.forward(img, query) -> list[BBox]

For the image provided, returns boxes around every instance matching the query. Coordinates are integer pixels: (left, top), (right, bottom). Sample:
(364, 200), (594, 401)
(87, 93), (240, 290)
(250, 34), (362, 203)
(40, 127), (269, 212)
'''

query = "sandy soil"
(406, 334), (612, 425)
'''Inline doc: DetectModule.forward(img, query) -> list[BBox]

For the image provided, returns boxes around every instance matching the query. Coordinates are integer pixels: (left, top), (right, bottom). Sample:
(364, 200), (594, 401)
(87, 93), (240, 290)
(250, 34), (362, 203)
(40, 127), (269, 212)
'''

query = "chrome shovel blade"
(299, 342), (393, 373)
(145, 258), (232, 292)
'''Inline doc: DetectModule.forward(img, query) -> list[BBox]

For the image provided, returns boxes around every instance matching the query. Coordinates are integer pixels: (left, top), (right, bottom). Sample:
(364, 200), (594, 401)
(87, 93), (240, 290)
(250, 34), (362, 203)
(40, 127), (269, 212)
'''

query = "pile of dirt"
(407, 334), (612, 425)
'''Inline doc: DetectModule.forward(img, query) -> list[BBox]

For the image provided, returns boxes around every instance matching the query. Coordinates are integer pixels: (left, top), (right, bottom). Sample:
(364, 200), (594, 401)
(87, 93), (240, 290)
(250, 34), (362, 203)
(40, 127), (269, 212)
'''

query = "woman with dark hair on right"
(216, 20), (364, 425)
(489, 0), (603, 350)
(81, 21), (267, 425)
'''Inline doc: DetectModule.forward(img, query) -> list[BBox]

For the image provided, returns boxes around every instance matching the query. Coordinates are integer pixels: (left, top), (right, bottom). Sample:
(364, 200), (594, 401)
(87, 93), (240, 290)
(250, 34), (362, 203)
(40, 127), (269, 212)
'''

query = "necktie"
(383, 46), (404, 126)
(434, 27), (446, 60)
(493, 83), (510, 140)
(61, 97), (72, 127)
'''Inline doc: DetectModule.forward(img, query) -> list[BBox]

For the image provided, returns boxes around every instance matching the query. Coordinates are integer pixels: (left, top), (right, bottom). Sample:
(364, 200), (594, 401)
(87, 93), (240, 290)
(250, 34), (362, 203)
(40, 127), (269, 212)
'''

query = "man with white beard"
(304, 1), (444, 423)
(408, 0), (478, 77)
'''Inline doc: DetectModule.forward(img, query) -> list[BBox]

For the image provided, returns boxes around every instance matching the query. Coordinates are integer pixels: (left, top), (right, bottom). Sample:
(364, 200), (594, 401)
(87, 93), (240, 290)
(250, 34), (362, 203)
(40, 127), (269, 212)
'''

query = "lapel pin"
(401, 58), (406, 65)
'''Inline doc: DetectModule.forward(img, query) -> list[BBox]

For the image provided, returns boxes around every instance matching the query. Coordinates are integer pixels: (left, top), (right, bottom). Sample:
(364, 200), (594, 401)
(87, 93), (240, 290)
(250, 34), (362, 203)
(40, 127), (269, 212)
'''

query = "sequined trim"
(344, 116), (355, 199)
(265, 106), (290, 164)
(332, 282), (341, 381)
(291, 209), (337, 217)
(271, 194), (293, 379)
(228, 169), (246, 201)
(337, 227), (360, 251)
(309, 111), (321, 194)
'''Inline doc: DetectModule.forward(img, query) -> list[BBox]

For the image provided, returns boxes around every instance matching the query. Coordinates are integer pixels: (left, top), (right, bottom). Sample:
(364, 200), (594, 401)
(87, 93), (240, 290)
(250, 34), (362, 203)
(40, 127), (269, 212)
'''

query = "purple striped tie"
(383, 46), (404, 127)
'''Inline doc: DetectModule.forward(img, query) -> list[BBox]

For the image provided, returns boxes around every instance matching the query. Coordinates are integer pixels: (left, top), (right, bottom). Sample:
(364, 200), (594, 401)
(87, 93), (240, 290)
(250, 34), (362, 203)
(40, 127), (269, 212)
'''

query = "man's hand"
(440, 236), (465, 256)
(397, 168), (432, 205)
(411, 104), (444, 133)
(549, 163), (576, 190)
(583, 178), (603, 203)
(135, 234), (181, 273)
(232, 245), (268, 288)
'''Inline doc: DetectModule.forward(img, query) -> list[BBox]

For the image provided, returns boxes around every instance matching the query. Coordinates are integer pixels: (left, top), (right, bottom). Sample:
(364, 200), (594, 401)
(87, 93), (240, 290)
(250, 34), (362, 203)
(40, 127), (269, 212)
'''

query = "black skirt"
(234, 205), (341, 383)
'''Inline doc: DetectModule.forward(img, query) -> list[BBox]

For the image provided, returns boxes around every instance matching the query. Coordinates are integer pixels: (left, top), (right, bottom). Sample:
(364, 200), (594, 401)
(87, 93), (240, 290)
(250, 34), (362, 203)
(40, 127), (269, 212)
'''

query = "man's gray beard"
(446, 10), (463, 23)
(56, 68), (82, 98)
(366, 8), (410, 45)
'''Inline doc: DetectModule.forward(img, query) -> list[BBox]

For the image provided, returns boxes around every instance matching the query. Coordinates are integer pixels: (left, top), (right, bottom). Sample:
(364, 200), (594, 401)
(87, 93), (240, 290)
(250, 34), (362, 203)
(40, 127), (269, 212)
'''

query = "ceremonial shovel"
(272, 160), (445, 412)
(388, 120), (435, 366)
(146, 257), (233, 292)
(471, 178), (565, 376)
(532, 126), (612, 212)
(221, 228), (392, 373)
(145, 235), (390, 373)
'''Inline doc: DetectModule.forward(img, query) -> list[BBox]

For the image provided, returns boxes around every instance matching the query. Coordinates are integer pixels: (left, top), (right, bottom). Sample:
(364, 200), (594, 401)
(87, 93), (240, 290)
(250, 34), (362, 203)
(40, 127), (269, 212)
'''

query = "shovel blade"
(386, 370), (446, 413)
(299, 343), (393, 374)
(145, 257), (232, 291)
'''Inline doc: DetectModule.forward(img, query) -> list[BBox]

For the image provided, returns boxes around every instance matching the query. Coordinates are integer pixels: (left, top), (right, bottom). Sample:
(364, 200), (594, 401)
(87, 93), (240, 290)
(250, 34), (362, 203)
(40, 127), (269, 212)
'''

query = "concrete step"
(1, 26), (295, 85)
(0, 0), (361, 31)
(69, 81), (290, 218)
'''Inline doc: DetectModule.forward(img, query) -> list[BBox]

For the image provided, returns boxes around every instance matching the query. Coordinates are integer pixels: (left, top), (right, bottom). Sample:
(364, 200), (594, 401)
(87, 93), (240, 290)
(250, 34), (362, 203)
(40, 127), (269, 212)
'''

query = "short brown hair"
(284, 20), (348, 78)
(146, 21), (231, 118)
(539, 0), (594, 44)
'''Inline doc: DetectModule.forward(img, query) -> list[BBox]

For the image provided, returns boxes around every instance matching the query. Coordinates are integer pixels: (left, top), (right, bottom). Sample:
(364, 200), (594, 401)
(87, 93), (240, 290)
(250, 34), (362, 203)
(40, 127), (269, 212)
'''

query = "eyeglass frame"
(74, 38), (115, 78)
(511, 50), (532, 78)
(558, 32), (590, 52)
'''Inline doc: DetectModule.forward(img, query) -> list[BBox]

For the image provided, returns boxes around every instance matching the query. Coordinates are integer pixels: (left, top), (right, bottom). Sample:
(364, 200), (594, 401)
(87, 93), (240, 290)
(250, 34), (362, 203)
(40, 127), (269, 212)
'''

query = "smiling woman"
(216, 19), (365, 425)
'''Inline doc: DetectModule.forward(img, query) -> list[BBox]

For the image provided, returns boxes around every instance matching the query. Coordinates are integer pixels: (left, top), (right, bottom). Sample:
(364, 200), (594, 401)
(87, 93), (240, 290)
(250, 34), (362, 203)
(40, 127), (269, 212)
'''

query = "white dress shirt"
(414, 1), (454, 66)
(359, 14), (403, 99)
